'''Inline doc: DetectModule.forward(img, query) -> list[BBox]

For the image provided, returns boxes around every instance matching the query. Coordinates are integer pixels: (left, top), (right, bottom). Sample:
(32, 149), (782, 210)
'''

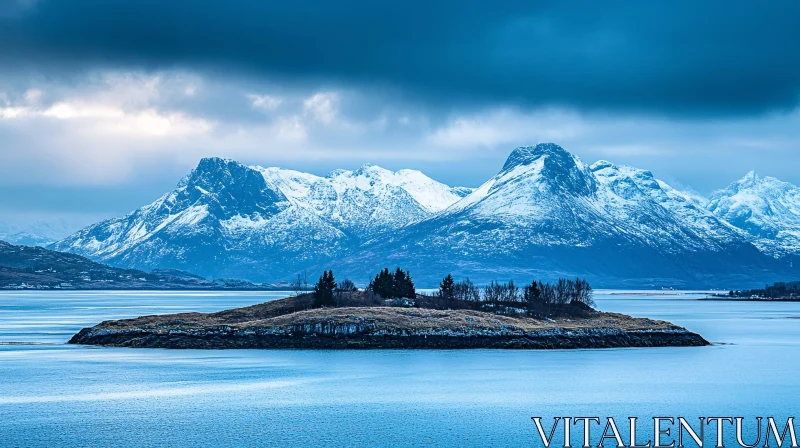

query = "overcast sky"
(1, 1), (800, 230)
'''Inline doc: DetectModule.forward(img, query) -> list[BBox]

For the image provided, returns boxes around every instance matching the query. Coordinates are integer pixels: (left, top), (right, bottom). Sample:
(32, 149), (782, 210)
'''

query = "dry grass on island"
(70, 269), (709, 349)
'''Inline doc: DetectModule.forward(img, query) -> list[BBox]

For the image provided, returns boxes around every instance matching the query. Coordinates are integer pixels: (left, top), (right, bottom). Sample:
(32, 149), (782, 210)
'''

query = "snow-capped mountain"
(441, 144), (743, 251)
(707, 171), (800, 258)
(53, 157), (470, 280)
(53, 143), (798, 287)
(255, 163), (470, 238)
(589, 161), (744, 250)
(334, 143), (784, 287)
(0, 220), (76, 247)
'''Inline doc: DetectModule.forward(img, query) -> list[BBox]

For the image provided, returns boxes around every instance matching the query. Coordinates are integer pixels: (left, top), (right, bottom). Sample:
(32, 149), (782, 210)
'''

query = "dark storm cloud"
(1, 0), (799, 116)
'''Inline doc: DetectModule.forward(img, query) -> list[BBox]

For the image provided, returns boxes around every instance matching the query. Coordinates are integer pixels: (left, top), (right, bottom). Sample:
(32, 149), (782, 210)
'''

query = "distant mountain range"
(0, 220), (76, 246)
(47, 143), (800, 288)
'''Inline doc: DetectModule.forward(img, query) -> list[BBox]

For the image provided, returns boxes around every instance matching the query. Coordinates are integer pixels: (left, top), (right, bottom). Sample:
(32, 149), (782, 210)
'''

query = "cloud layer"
(2, 1), (799, 115)
(0, 1), (799, 226)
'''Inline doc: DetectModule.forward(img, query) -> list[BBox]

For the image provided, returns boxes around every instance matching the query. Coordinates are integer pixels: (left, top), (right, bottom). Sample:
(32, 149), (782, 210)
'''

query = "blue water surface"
(1, 290), (798, 447)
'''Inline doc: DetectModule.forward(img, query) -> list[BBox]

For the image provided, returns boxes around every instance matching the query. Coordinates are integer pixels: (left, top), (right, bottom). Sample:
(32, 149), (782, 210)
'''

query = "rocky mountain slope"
(336, 144), (786, 287)
(255, 163), (470, 238)
(52, 143), (799, 288)
(53, 157), (470, 281)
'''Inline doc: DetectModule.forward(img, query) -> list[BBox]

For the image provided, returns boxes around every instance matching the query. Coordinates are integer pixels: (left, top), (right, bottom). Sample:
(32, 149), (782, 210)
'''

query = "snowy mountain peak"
(326, 168), (348, 178)
(740, 170), (759, 183)
(590, 160), (614, 171)
(252, 162), (471, 232)
(717, 170), (762, 193)
(722, 171), (798, 196)
(501, 143), (571, 171)
(502, 143), (597, 196)
(176, 157), (242, 187)
(351, 163), (389, 177)
(196, 156), (238, 168)
(707, 172), (800, 255)
(715, 171), (794, 198)
(448, 144), (600, 218)
(181, 157), (288, 219)
(191, 157), (246, 180)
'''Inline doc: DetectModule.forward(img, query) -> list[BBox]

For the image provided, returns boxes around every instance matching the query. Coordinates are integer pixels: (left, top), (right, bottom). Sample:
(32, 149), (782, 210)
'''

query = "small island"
(69, 269), (709, 349)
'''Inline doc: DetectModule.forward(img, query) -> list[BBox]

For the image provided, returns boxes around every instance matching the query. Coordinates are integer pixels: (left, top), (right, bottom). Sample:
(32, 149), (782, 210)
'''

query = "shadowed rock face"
(68, 295), (710, 350)
(180, 157), (288, 220)
(501, 143), (598, 196)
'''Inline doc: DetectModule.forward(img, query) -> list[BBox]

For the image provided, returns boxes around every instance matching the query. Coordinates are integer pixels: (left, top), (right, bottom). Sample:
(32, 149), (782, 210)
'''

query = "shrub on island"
(307, 268), (594, 318)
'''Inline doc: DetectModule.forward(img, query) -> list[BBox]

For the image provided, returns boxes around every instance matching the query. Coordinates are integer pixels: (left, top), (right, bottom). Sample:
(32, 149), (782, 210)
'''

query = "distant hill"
(0, 240), (279, 290)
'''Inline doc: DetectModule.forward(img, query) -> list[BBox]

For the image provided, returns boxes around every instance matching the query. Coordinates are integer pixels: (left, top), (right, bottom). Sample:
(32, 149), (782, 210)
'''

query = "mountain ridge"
(51, 144), (800, 288)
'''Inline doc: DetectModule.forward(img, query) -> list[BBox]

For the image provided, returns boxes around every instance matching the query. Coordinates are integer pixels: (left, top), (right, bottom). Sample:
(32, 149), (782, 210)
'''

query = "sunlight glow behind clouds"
(1, 92), (214, 138)
(0, 68), (799, 198)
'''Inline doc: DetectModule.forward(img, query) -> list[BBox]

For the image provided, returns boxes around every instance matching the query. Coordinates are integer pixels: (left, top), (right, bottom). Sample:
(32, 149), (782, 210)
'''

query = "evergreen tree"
(369, 267), (415, 299)
(439, 274), (455, 299)
(524, 280), (541, 316)
(393, 268), (407, 298)
(313, 270), (336, 307)
(369, 268), (393, 297)
(406, 271), (416, 298)
(396, 268), (415, 299)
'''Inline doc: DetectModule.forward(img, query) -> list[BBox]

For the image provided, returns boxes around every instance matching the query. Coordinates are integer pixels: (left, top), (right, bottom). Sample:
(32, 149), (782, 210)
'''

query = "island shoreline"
(68, 330), (709, 350)
(67, 297), (710, 350)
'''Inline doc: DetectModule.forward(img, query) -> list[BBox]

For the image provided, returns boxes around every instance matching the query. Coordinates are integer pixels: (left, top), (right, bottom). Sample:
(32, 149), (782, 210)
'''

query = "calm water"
(1, 290), (799, 447)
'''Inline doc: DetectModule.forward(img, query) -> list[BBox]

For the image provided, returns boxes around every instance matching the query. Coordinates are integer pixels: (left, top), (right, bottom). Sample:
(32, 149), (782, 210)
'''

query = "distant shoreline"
(699, 297), (800, 302)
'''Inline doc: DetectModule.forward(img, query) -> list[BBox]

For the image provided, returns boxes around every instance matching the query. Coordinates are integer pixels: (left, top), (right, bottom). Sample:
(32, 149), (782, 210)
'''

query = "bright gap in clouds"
(1, 69), (800, 227)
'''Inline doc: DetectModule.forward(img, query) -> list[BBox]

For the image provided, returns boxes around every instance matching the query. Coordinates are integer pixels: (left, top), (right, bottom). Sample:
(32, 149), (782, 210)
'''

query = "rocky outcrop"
(68, 300), (709, 349)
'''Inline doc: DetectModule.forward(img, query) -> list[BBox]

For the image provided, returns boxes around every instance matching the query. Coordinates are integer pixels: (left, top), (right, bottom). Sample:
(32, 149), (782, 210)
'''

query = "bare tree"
(334, 278), (358, 305)
(483, 281), (500, 312)
(454, 278), (480, 303)
(573, 277), (594, 306)
(292, 274), (303, 297)
(555, 278), (569, 304)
